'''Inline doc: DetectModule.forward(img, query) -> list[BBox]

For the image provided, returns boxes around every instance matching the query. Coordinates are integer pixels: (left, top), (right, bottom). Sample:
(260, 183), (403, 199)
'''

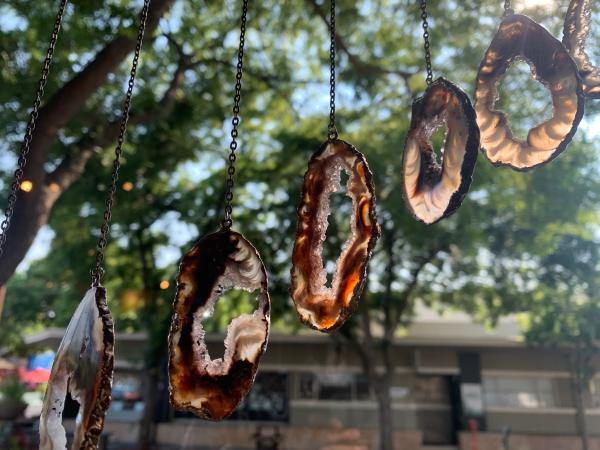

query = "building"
(25, 306), (600, 449)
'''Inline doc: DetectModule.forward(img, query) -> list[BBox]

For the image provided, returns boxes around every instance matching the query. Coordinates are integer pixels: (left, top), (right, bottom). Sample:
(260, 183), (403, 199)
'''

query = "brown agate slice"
(169, 230), (270, 420)
(39, 287), (114, 450)
(475, 14), (585, 171)
(402, 77), (479, 224)
(563, 0), (600, 98)
(290, 139), (380, 332)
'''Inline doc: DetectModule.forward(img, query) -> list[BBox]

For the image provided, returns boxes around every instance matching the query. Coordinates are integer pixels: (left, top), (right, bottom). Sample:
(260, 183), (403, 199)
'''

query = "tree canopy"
(0, 0), (598, 347)
(1, 2), (600, 447)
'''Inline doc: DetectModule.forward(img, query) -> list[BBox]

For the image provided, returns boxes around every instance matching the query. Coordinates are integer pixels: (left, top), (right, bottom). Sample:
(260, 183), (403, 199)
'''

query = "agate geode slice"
(475, 13), (585, 171)
(290, 139), (380, 332)
(402, 77), (479, 224)
(563, 0), (600, 98)
(39, 287), (114, 450)
(169, 229), (270, 420)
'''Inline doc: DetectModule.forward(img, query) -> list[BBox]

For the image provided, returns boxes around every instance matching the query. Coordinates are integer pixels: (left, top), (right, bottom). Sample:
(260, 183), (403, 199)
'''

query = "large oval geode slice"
(402, 77), (479, 224)
(475, 13), (584, 171)
(563, 0), (600, 98)
(290, 139), (380, 332)
(168, 229), (270, 420)
(39, 287), (115, 450)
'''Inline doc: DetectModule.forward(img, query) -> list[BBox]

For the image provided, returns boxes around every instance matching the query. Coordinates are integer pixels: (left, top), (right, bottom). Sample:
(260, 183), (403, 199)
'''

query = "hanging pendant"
(290, 139), (380, 332)
(39, 287), (114, 450)
(563, 0), (600, 98)
(37, 1), (149, 446)
(402, 77), (479, 224)
(475, 13), (585, 171)
(169, 229), (270, 420)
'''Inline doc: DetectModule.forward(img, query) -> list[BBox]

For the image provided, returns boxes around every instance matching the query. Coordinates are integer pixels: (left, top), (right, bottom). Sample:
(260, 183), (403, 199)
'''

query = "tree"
(523, 299), (600, 450)
(2, 1), (600, 450)
(497, 223), (600, 450)
(0, 0), (178, 313)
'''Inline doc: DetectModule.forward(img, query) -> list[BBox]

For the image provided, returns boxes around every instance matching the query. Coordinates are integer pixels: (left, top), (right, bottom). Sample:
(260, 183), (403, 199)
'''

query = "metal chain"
(328, 0), (338, 141)
(420, 0), (434, 85)
(221, 0), (249, 230)
(0, 0), (68, 259)
(91, 0), (151, 286)
(503, 0), (514, 16)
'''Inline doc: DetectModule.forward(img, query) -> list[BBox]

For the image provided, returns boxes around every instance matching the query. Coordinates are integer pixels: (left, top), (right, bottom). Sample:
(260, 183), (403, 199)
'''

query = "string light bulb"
(20, 180), (33, 192)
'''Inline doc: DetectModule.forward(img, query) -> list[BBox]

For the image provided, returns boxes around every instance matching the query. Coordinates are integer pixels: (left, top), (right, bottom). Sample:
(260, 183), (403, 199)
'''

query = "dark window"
(297, 372), (372, 401)
(355, 374), (372, 400)
(318, 373), (353, 400)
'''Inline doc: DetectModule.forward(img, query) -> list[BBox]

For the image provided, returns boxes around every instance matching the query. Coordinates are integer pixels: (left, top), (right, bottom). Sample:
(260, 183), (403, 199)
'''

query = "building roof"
(24, 304), (524, 350)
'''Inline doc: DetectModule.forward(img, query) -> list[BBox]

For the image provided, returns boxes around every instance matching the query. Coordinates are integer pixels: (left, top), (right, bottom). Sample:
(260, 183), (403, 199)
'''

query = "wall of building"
(166, 338), (600, 447)
(35, 331), (600, 448)
(459, 432), (600, 450)
(156, 422), (423, 450)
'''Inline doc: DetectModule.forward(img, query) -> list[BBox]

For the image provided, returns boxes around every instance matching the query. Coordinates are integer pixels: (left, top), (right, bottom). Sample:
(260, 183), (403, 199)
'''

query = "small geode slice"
(169, 229), (270, 420)
(563, 0), (600, 98)
(39, 287), (114, 450)
(475, 13), (585, 171)
(402, 77), (479, 224)
(290, 139), (380, 332)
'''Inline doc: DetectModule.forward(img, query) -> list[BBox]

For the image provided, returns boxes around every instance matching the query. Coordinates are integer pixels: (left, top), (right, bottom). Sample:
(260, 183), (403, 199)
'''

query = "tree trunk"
(570, 353), (589, 450)
(135, 229), (166, 450)
(138, 366), (160, 450)
(574, 376), (589, 450)
(0, 0), (176, 291)
(374, 375), (394, 450)
(0, 284), (6, 318)
(0, 186), (54, 287)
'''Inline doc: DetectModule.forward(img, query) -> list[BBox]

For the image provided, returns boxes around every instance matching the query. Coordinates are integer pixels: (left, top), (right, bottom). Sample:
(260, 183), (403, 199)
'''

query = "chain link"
(91, 0), (151, 286)
(0, 0), (68, 259)
(420, 0), (434, 85)
(503, 0), (514, 16)
(221, 0), (249, 230)
(328, 0), (338, 141)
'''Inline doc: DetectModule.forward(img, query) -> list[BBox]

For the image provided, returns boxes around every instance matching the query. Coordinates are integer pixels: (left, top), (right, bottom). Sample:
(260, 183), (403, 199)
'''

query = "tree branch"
(37, 0), (176, 135)
(161, 26), (315, 119)
(45, 145), (97, 194)
(0, 0), (177, 289)
(338, 316), (377, 385)
(382, 231), (396, 343)
(305, 0), (415, 84)
(130, 40), (192, 125)
(47, 42), (190, 192)
(389, 248), (441, 335)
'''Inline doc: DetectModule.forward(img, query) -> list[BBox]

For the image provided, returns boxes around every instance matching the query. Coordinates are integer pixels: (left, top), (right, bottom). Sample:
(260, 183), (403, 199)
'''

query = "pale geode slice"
(290, 139), (380, 332)
(563, 0), (600, 98)
(402, 77), (479, 224)
(475, 13), (585, 171)
(39, 287), (115, 450)
(169, 229), (270, 420)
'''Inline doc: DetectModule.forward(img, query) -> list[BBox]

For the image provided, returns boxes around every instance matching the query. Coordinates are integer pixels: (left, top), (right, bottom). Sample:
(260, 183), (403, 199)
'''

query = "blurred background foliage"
(1, 0), (600, 445)
(0, 0), (599, 356)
